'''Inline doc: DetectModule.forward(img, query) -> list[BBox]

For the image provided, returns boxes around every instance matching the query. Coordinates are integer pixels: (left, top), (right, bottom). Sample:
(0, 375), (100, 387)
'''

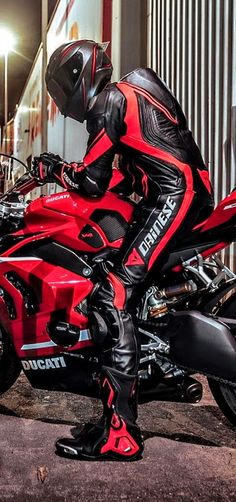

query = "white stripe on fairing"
(21, 330), (91, 351)
(0, 257), (42, 262)
(223, 203), (236, 210)
(21, 340), (58, 350)
(79, 329), (91, 341)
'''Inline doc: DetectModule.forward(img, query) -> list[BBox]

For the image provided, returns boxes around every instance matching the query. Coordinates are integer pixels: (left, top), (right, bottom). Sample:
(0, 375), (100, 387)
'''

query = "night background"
(0, 0), (57, 125)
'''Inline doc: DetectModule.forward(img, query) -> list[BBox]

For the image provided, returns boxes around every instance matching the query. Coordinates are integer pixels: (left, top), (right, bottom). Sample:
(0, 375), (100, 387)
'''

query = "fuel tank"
(18, 190), (135, 254)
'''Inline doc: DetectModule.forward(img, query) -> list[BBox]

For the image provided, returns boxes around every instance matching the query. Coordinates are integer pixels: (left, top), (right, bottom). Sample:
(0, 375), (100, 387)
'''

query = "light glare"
(0, 28), (16, 55)
(18, 106), (39, 113)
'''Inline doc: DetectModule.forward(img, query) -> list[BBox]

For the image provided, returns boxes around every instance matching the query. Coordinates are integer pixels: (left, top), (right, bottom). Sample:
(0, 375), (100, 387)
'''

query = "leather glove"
(32, 152), (63, 184)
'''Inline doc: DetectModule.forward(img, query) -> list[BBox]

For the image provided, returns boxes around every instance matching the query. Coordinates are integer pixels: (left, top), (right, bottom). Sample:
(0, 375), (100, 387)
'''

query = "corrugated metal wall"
(147, 0), (236, 267)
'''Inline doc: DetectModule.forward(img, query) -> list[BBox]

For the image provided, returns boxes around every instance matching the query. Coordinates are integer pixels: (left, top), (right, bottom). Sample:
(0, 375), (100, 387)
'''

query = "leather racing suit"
(54, 68), (214, 460)
(55, 67), (213, 370)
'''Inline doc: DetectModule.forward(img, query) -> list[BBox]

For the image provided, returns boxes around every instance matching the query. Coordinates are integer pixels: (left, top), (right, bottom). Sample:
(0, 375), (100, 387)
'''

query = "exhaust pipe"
(181, 377), (203, 403)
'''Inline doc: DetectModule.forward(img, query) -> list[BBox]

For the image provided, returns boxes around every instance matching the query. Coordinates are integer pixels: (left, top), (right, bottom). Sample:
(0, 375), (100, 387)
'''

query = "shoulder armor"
(120, 68), (186, 126)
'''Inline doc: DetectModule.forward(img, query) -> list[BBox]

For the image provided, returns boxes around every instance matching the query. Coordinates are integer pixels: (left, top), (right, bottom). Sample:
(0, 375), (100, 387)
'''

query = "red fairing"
(200, 191), (236, 232)
(170, 193), (236, 272)
(0, 258), (94, 359)
(3, 190), (134, 257)
(0, 189), (134, 363)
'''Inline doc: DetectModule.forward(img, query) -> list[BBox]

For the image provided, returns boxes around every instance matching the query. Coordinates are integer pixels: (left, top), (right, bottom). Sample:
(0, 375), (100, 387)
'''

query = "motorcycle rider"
(32, 40), (214, 461)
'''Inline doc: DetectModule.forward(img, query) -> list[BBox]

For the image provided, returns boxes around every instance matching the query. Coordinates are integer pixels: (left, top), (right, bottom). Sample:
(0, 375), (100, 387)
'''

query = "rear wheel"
(208, 379), (236, 425)
(0, 326), (21, 395)
(206, 290), (236, 426)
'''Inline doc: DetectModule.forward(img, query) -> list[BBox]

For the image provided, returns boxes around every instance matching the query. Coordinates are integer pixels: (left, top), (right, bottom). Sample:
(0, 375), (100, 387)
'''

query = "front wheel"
(0, 326), (21, 395)
(206, 289), (236, 426)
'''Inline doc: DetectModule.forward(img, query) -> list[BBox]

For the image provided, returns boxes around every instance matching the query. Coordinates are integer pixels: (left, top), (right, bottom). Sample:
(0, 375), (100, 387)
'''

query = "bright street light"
(0, 28), (16, 152)
(0, 28), (16, 55)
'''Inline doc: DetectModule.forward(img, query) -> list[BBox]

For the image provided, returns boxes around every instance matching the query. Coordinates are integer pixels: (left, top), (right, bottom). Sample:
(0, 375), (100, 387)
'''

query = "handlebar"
(0, 172), (38, 203)
(0, 154), (45, 229)
(0, 153), (39, 203)
(0, 171), (40, 227)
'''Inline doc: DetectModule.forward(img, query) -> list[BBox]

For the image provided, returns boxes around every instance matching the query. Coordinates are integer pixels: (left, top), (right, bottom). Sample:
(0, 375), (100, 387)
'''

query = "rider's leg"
(56, 189), (199, 460)
(56, 365), (142, 460)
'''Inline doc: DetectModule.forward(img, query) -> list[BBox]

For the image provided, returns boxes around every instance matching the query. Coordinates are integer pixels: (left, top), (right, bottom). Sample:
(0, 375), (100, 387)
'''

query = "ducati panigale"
(1, 154), (236, 426)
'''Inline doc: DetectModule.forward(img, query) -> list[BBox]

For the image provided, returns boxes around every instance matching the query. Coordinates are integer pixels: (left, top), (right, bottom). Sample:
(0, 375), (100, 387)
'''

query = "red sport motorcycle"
(1, 154), (236, 426)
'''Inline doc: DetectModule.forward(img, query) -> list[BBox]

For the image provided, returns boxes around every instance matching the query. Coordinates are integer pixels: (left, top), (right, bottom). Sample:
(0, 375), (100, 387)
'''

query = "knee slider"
(88, 311), (108, 346)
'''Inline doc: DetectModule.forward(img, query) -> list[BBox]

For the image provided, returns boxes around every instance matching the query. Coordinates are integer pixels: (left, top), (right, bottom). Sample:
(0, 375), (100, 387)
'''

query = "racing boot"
(55, 366), (144, 461)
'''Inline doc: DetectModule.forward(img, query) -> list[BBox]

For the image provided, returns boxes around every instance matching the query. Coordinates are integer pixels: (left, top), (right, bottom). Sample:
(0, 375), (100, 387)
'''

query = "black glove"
(32, 152), (63, 184)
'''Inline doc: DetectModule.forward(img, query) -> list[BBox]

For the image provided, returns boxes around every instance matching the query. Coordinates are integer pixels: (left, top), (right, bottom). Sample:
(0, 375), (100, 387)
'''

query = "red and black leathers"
(49, 67), (213, 369)
(50, 68), (213, 207)
(50, 67), (214, 460)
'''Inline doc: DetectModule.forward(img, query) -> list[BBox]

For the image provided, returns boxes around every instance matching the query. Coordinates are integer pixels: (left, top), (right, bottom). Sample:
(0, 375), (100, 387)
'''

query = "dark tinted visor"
(46, 52), (84, 113)
(46, 79), (68, 114)
(57, 52), (83, 93)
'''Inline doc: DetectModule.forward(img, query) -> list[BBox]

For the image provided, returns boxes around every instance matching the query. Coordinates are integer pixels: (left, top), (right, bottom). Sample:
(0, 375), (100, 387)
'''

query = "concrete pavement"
(0, 374), (235, 501)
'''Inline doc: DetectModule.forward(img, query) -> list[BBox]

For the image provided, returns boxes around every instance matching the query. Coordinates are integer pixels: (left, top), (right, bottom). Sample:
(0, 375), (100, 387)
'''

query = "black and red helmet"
(46, 39), (113, 122)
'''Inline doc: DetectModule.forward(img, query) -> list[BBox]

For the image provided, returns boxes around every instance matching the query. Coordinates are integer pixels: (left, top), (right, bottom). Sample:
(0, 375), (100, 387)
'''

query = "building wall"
(147, 0), (236, 267)
(13, 0), (106, 195)
(111, 0), (147, 81)
(47, 0), (103, 165)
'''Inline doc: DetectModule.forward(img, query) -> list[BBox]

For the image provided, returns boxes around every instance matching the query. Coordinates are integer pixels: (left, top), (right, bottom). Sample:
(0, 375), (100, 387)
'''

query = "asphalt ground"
(0, 373), (235, 501)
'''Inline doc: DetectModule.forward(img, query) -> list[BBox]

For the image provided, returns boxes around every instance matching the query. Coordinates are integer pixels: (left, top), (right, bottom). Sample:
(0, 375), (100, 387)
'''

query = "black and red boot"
(55, 366), (144, 461)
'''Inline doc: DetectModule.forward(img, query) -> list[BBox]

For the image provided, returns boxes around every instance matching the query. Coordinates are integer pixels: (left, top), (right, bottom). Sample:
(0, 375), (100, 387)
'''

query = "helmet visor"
(46, 78), (68, 115)
(46, 52), (84, 114)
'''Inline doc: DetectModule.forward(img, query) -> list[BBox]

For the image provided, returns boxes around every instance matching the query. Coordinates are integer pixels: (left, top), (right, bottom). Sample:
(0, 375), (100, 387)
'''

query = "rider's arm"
(57, 133), (116, 197)
(53, 86), (126, 197)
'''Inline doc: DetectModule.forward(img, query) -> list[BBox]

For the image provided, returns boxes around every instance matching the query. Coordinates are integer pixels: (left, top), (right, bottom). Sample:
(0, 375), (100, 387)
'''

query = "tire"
(0, 326), (21, 395)
(208, 379), (236, 425)
(206, 290), (236, 426)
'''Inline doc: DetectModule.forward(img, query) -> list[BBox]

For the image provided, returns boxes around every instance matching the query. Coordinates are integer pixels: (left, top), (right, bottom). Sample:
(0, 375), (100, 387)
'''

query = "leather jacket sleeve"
(54, 85), (126, 197)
